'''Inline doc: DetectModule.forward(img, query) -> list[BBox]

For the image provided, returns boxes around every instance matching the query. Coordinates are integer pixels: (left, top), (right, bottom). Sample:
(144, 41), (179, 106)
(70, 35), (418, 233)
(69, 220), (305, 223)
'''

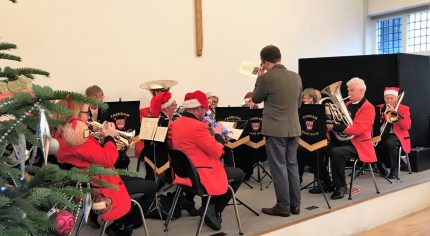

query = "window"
(376, 17), (402, 54)
(407, 11), (430, 52)
(373, 8), (430, 55)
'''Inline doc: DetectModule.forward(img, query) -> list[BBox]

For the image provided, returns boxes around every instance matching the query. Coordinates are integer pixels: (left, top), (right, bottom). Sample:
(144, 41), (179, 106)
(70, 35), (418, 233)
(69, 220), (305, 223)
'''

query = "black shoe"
(105, 223), (133, 236)
(88, 211), (100, 229)
(261, 206), (290, 217)
(330, 186), (346, 200)
(203, 204), (221, 230)
(181, 198), (199, 216)
(388, 169), (398, 179)
(186, 205), (199, 216)
(309, 184), (333, 194)
(377, 163), (389, 178)
(290, 206), (300, 215)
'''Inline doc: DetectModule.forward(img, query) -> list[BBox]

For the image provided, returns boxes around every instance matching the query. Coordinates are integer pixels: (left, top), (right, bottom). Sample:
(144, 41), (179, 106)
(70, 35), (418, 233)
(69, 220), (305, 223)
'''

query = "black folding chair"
(164, 149), (243, 236)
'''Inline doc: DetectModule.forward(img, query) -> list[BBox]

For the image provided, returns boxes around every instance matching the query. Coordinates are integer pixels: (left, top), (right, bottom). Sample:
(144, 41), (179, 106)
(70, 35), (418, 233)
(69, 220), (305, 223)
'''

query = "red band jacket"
(376, 104), (411, 153)
(168, 114), (227, 195)
(56, 136), (131, 221)
(343, 100), (377, 163)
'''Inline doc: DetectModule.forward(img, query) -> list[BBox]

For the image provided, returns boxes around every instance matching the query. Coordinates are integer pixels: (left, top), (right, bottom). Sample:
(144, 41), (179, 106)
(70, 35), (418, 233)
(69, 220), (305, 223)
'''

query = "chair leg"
(99, 221), (109, 236)
(196, 195), (211, 236)
(74, 210), (85, 236)
(398, 147), (402, 180)
(228, 185), (244, 235)
(348, 159), (358, 200)
(406, 153), (412, 174)
(131, 199), (149, 236)
(164, 186), (182, 232)
(368, 163), (380, 194)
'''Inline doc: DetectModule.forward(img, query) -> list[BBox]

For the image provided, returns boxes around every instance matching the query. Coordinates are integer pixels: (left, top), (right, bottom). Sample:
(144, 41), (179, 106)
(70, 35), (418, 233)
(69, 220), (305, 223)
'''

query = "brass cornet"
(87, 121), (135, 151)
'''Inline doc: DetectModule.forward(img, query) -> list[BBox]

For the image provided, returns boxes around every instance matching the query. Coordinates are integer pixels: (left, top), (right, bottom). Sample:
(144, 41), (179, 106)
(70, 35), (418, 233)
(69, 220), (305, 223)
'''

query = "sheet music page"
(229, 128), (244, 140)
(219, 121), (235, 130)
(238, 61), (259, 79)
(139, 118), (159, 140)
(153, 126), (168, 142)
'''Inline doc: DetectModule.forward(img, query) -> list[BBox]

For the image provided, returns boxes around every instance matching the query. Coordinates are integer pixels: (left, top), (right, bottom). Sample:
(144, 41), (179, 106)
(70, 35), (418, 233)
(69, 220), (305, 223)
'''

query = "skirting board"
(258, 180), (430, 236)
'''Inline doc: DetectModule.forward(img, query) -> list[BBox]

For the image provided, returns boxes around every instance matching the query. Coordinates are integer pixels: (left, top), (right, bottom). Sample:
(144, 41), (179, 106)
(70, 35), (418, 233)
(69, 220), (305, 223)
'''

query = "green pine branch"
(0, 42), (17, 51)
(0, 53), (21, 62)
(0, 67), (49, 80)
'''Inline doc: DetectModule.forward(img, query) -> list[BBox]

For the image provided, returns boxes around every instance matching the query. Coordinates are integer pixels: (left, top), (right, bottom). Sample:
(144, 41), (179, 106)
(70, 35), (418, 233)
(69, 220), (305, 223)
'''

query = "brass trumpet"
(87, 121), (135, 151)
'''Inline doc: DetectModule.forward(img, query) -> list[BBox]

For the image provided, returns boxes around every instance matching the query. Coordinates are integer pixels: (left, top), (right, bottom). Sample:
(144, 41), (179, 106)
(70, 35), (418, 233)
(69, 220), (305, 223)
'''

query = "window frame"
(371, 6), (430, 56)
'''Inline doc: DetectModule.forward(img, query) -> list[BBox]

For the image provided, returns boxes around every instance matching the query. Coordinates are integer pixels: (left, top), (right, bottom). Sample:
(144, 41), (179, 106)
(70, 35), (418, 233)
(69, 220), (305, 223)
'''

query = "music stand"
(139, 116), (171, 219)
(299, 104), (331, 209)
(215, 107), (260, 216)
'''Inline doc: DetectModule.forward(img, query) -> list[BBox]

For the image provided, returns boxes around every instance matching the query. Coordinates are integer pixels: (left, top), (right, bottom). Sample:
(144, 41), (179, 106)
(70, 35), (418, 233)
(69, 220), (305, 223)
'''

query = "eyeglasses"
(79, 111), (90, 115)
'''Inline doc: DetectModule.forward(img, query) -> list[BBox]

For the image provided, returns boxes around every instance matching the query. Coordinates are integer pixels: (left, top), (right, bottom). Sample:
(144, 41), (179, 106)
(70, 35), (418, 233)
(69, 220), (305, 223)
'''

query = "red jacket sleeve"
(396, 105), (411, 131)
(77, 138), (118, 168)
(343, 102), (375, 136)
(193, 123), (224, 160)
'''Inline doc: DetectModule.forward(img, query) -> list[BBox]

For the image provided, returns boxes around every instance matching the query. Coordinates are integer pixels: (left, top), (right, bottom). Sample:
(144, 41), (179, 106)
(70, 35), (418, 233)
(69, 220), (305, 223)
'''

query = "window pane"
(407, 11), (430, 52)
(376, 17), (402, 54)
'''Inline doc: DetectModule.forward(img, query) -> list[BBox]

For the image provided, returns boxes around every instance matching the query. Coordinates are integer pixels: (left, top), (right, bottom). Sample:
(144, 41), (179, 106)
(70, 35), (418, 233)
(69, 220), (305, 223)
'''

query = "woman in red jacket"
(56, 102), (155, 236)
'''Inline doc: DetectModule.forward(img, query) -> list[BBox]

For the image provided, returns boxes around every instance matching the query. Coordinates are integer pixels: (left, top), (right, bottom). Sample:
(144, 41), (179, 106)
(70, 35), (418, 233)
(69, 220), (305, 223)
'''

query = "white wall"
(0, 0), (364, 107)
(368, 0), (430, 16)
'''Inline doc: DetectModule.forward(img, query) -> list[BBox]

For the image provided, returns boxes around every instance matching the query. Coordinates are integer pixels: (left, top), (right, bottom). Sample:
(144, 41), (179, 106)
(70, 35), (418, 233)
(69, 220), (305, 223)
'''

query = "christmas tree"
(0, 2), (133, 235)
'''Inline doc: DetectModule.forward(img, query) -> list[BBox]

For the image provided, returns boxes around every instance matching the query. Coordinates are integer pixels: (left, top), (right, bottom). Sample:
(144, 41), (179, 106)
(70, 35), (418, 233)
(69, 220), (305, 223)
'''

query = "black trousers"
(329, 144), (358, 188)
(297, 146), (332, 186)
(202, 167), (245, 213)
(376, 134), (400, 169)
(113, 176), (157, 227)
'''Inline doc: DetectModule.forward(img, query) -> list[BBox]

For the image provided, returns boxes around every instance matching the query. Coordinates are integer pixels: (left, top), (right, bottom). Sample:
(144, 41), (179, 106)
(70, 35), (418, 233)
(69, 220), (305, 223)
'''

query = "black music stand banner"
(102, 101), (141, 135)
(299, 104), (328, 152)
(215, 107), (249, 122)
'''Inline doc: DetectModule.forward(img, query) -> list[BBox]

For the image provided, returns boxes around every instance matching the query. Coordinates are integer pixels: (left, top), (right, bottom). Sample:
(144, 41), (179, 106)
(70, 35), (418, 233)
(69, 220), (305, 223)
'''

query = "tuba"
(87, 121), (135, 151)
(318, 81), (354, 141)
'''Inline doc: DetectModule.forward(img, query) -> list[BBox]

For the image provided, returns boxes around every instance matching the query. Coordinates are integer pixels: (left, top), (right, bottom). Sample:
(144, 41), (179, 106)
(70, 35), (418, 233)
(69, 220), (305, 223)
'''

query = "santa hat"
(182, 90), (209, 111)
(150, 92), (175, 117)
(384, 87), (400, 96)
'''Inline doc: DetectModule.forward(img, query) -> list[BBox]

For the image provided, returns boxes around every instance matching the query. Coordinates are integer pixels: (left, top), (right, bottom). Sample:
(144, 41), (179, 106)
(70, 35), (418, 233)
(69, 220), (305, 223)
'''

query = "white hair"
(346, 77), (366, 92)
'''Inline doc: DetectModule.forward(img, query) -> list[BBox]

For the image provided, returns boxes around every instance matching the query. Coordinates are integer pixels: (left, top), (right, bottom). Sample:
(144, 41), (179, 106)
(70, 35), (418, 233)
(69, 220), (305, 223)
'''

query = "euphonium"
(318, 81), (354, 141)
(87, 121), (135, 151)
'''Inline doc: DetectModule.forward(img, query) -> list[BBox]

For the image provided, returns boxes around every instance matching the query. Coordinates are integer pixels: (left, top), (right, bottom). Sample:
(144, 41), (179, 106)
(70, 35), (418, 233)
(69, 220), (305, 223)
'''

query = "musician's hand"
(386, 104), (395, 112)
(102, 121), (117, 137)
(258, 64), (265, 76)
(212, 123), (224, 135)
(327, 124), (333, 132)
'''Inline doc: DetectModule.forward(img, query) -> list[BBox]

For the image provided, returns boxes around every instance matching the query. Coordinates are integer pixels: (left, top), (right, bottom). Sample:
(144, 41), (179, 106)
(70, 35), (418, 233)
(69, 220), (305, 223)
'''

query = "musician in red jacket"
(168, 90), (244, 231)
(56, 102), (156, 235)
(135, 80), (178, 159)
(328, 77), (377, 200)
(376, 87), (411, 179)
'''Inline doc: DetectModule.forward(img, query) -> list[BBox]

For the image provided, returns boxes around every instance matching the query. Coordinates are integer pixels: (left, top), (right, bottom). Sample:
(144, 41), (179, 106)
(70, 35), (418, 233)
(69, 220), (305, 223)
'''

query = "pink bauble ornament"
(52, 210), (75, 236)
